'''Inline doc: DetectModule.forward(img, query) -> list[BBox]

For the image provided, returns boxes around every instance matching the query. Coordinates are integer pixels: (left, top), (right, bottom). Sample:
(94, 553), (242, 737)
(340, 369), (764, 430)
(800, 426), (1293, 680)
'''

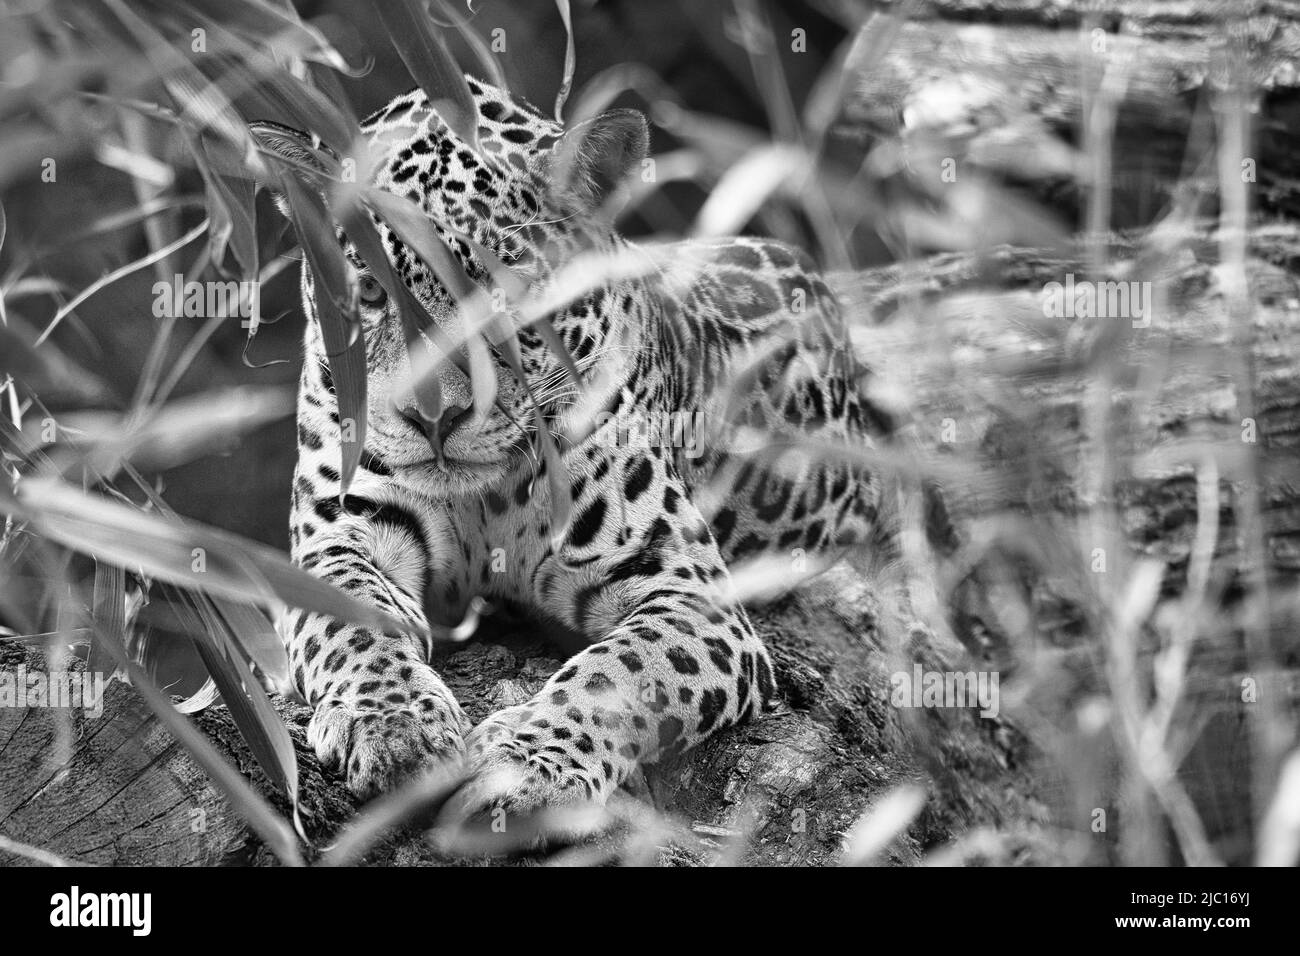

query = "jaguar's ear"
(247, 121), (332, 219)
(548, 109), (649, 215)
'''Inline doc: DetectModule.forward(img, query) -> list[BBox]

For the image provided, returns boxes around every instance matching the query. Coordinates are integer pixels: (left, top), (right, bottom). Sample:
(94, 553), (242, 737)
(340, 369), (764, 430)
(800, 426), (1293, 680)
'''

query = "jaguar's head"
(254, 77), (650, 493)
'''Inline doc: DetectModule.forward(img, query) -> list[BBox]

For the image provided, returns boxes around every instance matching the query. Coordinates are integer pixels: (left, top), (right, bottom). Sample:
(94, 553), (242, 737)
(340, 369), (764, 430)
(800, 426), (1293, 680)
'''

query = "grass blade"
(211, 596), (290, 692)
(176, 593), (297, 803)
(276, 169), (367, 492)
(50, 385), (295, 479)
(461, 232), (579, 408)
(88, 561), (126, 685)
(372, 0), (478, 148)
(194, 131), (259, 279)
(338, 200), (445, 425)
(6, 476), (428, 640)
(433, 0), (507, 89)
(173, 676), (219, 715)
(359, 188), (489, 410)
(554, 0), (576, 121)
(318, 765), (462, 866)
(840, 785), (927, 866)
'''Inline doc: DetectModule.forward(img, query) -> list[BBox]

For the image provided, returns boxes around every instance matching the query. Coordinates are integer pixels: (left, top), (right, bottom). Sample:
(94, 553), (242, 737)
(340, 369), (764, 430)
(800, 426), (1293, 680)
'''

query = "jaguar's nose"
(433, 403), (473, 444)
(396, 399), (473, 447)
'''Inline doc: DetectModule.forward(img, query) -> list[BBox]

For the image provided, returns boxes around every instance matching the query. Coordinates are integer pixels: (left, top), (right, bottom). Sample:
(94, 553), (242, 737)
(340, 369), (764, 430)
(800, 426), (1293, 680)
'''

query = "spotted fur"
(264, 79), (890, 814)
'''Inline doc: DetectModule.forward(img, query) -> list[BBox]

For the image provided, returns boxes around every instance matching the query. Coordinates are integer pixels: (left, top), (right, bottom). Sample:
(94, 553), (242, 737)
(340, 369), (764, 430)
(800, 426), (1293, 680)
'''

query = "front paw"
(308, 665), (470, 800)
(438, 703), (624, 844)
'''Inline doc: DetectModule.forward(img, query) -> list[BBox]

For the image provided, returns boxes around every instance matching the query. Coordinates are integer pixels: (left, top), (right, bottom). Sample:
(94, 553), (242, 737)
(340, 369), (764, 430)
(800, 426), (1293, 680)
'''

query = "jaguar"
(256, 77), (896, 821)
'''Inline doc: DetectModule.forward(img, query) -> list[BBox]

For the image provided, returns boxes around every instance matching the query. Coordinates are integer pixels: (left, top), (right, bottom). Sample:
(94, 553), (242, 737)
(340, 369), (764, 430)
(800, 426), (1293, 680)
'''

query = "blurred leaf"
(554, 0), (575, 122)
(372, 0), (478, 148)
(694, 144), (806, 237)
(733, 0), (799, 144)
(306, 61), (362, 131)
(433, 0), (507, 89)
(803, 14), (901, 143)
(173, 676), (219, 714)
(653, 104), (764, 169)
(88, 561), (127, 684)
(171, 0), (354, 73)
(0, 414), (49, 474)
(101, 0), (251, 150)
(462, 318), (498, 427)
(211, 595), (290, 691)
(460, 233), (582, 411)
(93, 140), (175, 189)
(319, 764), (463, 866)
(359, 188), (484, 404)
(275, 168), (366, 493)
(47, 385), (295, 478)
(0, 628), (93, 648)
(535, 405), (571, 549)
(129, 492), (289, 696)
(117, 504), (289, 697)
(237, 61), (358, 156)
(5, 477), (427, 640)
(1258, 749), (1300, 866)
(338, 200), (444, 426)
(194, 131), (260, 279)
(884, 165), (1069, 251)
(840, 785), (927, 866)
(174, 593), (297, 804)
(486, 323), (572, 548)
(4, 278), (69, 300)
(722, 552), (830, 605)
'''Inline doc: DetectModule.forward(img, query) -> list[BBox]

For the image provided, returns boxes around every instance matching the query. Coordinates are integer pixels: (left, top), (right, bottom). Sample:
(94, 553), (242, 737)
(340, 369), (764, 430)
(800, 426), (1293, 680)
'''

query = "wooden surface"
(0, 644), (247, 866)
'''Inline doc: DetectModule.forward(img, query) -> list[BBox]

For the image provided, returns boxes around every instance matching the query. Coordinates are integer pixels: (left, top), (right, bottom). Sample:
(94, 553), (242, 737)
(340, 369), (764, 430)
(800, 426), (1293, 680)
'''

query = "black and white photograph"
(0, 0), (1292, 919)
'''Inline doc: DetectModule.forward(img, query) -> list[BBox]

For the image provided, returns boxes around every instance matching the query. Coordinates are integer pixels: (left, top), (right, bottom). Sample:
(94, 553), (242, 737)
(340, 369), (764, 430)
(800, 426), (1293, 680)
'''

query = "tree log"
(830, 2), (1300, 238)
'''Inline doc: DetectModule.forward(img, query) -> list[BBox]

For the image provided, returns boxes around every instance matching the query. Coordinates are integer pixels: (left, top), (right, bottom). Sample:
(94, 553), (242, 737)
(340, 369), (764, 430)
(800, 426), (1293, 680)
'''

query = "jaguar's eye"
(358, 274), (388, 309)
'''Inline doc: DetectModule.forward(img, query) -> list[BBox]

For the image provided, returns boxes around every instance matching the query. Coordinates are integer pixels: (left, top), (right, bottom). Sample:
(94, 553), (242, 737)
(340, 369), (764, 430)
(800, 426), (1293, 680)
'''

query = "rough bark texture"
(3, 0), (1299, 867)
(0, 644), (247, 866)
